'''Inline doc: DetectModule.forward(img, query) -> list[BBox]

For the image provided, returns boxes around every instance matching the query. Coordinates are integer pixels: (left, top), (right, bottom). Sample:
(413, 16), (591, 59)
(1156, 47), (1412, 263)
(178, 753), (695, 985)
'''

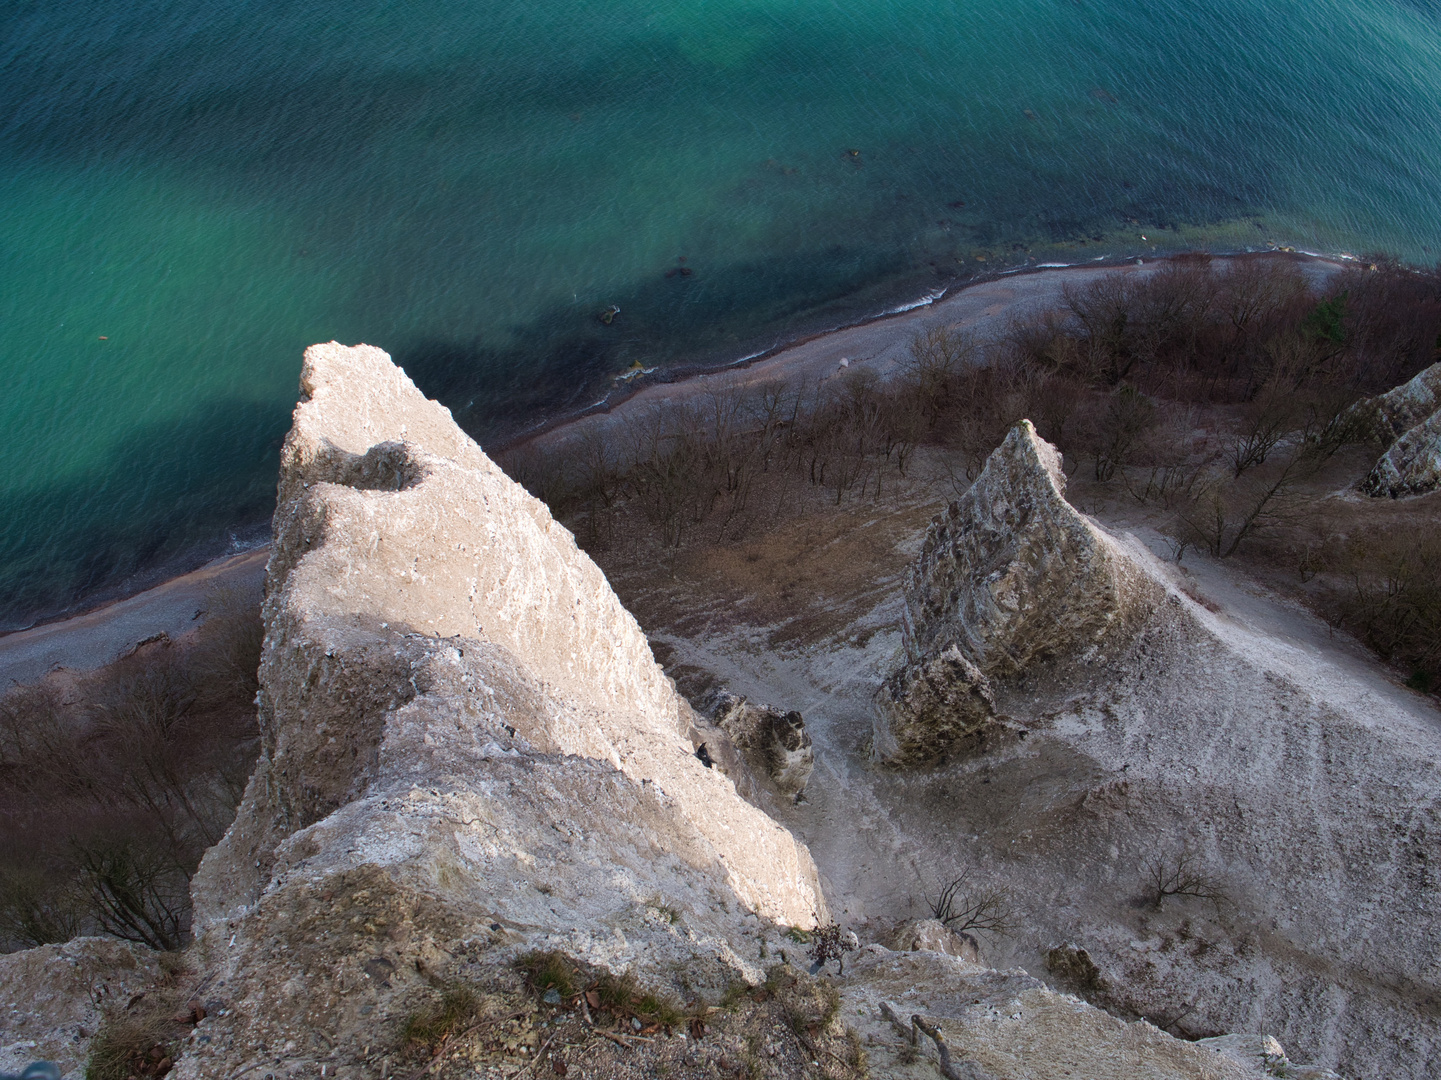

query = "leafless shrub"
(1117, 406), (1216, 506)
(1003, 308), (1085, 378)
(1218, 257), (1309, 349)
(624, 405), (703, 548)
(1228, 376), (1301, 477)
(0, 608), (260, 952)
(495, 441), (575, 513)
(940, 360), (1043, 479)
(1063, 273), (1149, 385)
(1328, 257), (1441, 392)
(0, 865), (85, 947)
(901, 326), (981, 427)
(1143, 849), (1225, 910)
(924, 870), (1016, 936)
(1075, 384), (1159, 482)
(1171, 442), (1319, 558)
(1326, 524), (1441, 692)
(0, 683), (92, 799)
(189, 583), (263, 705)
(71, 837), (190, 951)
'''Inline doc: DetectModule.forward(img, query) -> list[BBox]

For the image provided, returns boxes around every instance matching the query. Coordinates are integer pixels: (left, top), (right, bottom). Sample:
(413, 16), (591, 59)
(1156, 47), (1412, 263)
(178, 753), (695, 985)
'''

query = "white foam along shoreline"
(507, 245), (1351, 456)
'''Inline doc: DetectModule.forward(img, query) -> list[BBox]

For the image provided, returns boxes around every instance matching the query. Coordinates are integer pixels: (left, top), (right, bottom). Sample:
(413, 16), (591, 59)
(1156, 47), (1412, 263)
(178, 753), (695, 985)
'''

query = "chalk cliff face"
(0, 346), (1371, 1080)
(875, 421), (1159, 764)
(176, 343), (825, 1076)
(201, 342), (822, 929)
(1363, 406), (1441, 497)
(1352, 360), (1441, 445)
(1355, 361), (1441, 498)
(852, 419), (1438, 1077)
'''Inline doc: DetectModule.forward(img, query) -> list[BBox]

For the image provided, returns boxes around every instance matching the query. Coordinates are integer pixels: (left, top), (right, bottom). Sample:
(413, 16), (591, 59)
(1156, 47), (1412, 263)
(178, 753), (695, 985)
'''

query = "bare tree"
(1228, 376), (1299, 477)
(925, 871), (1015, 936)
(1080, 384), (1158, 482)
(901, 326), (980, 427)
(0, 867), (84, 948)
(71, 838), (190, 951)
(1143, 849), (1225, 910)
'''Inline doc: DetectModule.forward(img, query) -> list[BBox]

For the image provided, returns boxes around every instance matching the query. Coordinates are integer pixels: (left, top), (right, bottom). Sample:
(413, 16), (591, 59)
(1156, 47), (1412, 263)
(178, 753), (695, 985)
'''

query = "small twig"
(598, 1030), (636, 1049)
(516, 1033), (558, 1078)
(1145, 1004), (1195, 1034)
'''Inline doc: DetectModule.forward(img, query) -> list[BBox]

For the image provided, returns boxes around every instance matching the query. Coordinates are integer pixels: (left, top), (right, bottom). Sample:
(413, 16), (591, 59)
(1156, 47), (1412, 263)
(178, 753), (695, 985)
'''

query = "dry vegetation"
(394, 952), (864, 1080)
(85, 951), (198, 1080)
(923, 871), (1016, 937)
(500, 253), (1441, 691)
(0, 584), (262, 952)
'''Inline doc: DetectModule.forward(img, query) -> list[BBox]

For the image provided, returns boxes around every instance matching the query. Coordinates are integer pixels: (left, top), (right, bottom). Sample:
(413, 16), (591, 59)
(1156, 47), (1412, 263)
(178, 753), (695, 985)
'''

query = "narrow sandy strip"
(0, 546), (267, 685)
(520, 254), (1343, 452)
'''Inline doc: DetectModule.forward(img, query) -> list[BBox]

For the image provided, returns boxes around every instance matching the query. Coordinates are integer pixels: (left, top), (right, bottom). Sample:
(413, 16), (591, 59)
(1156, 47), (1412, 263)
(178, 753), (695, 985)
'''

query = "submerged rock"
(1362, 405), (1441, 498)
(875, 420), (1159, 765)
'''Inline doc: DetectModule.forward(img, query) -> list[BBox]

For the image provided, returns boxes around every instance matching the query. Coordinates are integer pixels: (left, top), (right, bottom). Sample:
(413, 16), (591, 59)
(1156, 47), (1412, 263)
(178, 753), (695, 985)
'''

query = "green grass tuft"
(516, 950), (578, 998)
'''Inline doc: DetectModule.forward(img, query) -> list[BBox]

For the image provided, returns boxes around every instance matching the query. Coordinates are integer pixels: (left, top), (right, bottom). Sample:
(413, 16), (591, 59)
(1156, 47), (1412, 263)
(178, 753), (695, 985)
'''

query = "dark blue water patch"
(398, 241), (913, 443)
(0, 400), (286, 632)
(4, 0), (1440, 632)
(1393, 0), (1441, 18)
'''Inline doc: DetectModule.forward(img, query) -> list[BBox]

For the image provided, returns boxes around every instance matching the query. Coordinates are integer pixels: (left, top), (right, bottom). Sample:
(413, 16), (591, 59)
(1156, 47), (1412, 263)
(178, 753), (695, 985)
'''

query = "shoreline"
(0, 247), (1350, 676)
(0, 545), (269, 686)
(496, 245), (1352, 454)
(510, 247), (1347, 455)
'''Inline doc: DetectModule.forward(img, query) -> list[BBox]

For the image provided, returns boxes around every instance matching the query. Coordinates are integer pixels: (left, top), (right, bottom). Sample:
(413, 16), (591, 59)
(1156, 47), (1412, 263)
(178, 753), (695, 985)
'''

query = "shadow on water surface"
(0, 400), (286, 633)
(398, 243), (909, 444)
(1, 242), (902, 631)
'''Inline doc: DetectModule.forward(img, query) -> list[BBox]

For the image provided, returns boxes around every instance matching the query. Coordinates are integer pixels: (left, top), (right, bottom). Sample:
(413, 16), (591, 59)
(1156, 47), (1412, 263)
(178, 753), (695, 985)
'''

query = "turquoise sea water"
(3, 0), (1440, 627)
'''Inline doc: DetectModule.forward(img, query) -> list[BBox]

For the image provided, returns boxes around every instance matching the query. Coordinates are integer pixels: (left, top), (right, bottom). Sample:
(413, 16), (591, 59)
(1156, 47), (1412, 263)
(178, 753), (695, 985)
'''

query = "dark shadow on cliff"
(0, 400), (286, 632)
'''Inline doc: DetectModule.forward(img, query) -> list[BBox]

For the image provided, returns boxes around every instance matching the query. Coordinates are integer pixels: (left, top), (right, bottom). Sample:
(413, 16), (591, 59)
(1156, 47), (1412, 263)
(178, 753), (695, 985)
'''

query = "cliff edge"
(176, 343), (824, 1076)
